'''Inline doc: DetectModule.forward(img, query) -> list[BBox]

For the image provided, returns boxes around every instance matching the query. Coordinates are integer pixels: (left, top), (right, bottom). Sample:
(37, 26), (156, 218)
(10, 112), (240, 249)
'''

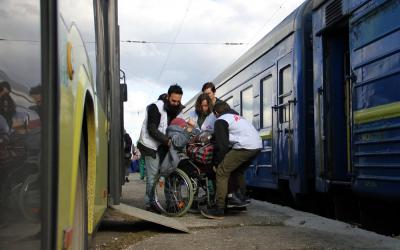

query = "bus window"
(262, 76), (273, 128)
(279, 66), (292, 123)
(0, 1), (42, 249)
(59, 0), (97, 86)
(225, 96), (233, 108)
(241, 86), (253, 122)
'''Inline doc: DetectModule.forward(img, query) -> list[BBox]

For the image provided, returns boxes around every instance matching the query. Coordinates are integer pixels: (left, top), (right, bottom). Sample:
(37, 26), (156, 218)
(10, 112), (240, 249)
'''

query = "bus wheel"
(72, 137), (88, 249)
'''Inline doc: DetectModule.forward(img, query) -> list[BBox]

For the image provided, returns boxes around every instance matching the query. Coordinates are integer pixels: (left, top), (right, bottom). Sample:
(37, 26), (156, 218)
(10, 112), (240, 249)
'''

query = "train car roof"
(183, 1), (309, 112)
(213, 8), (300, 87)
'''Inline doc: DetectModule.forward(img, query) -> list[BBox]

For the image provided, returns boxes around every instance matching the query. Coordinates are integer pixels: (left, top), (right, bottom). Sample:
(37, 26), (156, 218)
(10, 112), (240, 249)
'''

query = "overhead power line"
(0, 38), (40, 42)
(1, 38), (246, 46)
(157, 0), (193, 82)
(121, 40), (247, 46)
(246, 2), (287, 46)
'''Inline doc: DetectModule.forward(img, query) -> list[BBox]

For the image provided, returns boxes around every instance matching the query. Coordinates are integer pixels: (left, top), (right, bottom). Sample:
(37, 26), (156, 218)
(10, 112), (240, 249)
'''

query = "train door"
(276, 53), (294, 177)
(248, 68), (278, 188)
(320, 21), (351, 186)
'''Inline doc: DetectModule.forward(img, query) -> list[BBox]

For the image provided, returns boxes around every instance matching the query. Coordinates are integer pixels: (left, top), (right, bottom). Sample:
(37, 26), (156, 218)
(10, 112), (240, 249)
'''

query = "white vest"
(201, 113), (217, 132)
(218, 113), (262, 150)
(138, 100), (168, 150)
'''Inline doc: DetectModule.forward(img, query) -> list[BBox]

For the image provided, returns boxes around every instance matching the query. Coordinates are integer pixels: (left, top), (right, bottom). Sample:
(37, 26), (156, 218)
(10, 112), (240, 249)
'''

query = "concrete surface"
(92, 173), (400, 250)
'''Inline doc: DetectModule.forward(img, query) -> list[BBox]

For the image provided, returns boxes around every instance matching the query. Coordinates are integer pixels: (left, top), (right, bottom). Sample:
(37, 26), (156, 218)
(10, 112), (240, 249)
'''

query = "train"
(183, 0), (400, 228)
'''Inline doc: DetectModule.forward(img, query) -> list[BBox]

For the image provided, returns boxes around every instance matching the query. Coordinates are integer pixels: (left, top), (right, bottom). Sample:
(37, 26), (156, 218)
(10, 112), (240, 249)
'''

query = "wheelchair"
(152, 158), (215, 217)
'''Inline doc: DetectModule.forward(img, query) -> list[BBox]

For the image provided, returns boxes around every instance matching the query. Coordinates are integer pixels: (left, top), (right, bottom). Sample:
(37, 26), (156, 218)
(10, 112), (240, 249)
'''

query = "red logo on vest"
(234, 115), (240, 122)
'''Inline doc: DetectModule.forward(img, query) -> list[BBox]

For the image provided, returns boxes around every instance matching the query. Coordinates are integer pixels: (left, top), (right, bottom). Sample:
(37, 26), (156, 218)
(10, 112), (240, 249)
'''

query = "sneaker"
(125, 177), (130, 183)
(235, 191), (251, 204)
(226, 193), (248, 208)
(200, 206), (224, 219)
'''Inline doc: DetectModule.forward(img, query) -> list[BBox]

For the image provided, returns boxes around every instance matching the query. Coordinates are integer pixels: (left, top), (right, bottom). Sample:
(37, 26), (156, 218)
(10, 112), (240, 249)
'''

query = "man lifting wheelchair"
(201, 101), (262, 219)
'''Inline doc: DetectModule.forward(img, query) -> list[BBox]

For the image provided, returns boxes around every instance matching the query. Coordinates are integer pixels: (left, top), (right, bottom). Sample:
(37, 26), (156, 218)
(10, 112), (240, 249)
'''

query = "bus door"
(275, 54), (294, 177)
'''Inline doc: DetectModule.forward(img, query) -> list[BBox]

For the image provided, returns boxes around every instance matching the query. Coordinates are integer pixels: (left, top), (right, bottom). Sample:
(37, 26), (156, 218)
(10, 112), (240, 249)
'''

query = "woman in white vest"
(199, 82), (240, 132)
(137, 84), (184, 211)
(201, 101), (261, 219)
(186, 93), (213, 129)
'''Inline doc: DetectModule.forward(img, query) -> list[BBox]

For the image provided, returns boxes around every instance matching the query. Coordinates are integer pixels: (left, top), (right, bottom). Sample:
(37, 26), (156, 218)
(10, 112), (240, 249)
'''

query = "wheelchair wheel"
(153, 168), (194, 217)
(18, 174), (40, 222)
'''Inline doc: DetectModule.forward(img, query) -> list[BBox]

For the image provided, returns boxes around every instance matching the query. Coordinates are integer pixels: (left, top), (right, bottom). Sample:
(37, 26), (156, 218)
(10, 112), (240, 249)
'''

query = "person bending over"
(201, 101), (261, 219)
(137, 84), (184, 212)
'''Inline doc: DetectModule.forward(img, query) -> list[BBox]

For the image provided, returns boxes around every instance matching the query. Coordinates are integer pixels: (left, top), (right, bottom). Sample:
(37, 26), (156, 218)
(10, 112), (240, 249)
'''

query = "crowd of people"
(125, 82), (262, 219)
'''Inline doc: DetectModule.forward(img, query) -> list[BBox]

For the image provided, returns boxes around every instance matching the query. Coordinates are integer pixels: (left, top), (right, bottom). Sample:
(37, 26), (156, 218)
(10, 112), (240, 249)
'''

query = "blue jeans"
(144, 154), (159, 207)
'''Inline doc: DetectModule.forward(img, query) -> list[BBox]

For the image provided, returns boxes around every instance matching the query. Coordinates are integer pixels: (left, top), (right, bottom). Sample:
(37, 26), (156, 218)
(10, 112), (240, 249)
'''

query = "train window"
(225, 97), (233, 108)
(241, 86), (253, 122)
(262, 76), (273, 128)
(279, 66), (292, 123)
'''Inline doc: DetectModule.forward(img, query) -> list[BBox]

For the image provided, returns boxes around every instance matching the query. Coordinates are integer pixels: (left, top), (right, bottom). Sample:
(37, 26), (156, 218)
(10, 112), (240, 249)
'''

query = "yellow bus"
(0, 1), (126, 249)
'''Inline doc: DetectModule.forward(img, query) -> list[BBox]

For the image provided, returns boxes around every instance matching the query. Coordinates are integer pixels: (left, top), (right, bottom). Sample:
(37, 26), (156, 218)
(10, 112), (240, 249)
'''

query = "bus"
(0, 0), (126, 249)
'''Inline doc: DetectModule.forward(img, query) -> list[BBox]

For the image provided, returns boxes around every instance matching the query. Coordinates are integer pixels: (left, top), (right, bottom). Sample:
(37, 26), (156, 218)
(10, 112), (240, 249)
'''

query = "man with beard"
(137, 84), (184, 212)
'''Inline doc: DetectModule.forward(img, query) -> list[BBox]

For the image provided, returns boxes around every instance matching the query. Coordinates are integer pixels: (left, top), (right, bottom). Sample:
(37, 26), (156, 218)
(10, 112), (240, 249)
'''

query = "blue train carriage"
(208, 1), (315, 198)
(312, 0), (400, 201)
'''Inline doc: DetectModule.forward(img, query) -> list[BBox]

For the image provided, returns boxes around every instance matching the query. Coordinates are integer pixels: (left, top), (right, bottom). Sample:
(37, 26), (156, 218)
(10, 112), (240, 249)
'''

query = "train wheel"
(71, 137), (88, 249)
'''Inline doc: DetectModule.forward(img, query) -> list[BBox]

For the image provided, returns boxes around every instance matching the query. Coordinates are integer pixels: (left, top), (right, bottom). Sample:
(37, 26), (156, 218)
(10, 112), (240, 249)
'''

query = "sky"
(118, 0), (306, 142)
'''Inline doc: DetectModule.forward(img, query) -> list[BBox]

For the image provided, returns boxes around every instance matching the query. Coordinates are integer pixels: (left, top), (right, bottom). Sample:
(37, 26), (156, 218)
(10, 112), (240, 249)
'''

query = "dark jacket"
(212, 109), (237, 166)
(138, 99), (184, 159)
(123, 133), (132, 159)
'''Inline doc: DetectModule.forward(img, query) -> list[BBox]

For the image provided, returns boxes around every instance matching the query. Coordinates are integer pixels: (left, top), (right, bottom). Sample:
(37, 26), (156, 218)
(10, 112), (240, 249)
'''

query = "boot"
(235, 190), (251, 204)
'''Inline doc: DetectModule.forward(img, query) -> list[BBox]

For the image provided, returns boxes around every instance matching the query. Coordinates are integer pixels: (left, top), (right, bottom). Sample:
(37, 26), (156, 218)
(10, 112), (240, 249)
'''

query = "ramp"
(110, 203), (189, 233)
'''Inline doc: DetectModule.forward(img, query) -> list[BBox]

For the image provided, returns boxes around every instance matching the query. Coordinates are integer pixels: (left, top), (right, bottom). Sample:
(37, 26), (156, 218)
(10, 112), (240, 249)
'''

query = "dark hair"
(213, 100), (230, 115)
(167, 84), (183, 95)
(201, 82), (216, 93)
(0, 81), (11, 92)
(0, 94), (16, 127)
(195, 93), (213, 115)
(158, 93), (167, 101)
(29, 84), (41, 96)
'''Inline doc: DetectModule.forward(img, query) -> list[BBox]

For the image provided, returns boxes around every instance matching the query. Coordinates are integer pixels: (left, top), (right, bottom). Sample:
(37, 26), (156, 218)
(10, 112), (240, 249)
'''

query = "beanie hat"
(170, 118), (187, 128)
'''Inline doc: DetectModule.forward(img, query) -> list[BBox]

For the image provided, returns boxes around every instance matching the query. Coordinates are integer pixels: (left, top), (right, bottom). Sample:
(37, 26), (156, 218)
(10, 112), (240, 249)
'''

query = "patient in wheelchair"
(158, 117), (246, 216)
(159, 118), (199, 177)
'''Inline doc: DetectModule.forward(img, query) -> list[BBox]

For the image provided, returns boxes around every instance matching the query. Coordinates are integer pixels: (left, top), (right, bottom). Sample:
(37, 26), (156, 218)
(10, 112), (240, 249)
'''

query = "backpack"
(186, 143), (214, 165)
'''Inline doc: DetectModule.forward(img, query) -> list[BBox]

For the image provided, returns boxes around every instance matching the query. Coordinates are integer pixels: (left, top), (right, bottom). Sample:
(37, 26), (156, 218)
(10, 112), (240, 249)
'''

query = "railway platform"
(92, 173), (400, 250)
